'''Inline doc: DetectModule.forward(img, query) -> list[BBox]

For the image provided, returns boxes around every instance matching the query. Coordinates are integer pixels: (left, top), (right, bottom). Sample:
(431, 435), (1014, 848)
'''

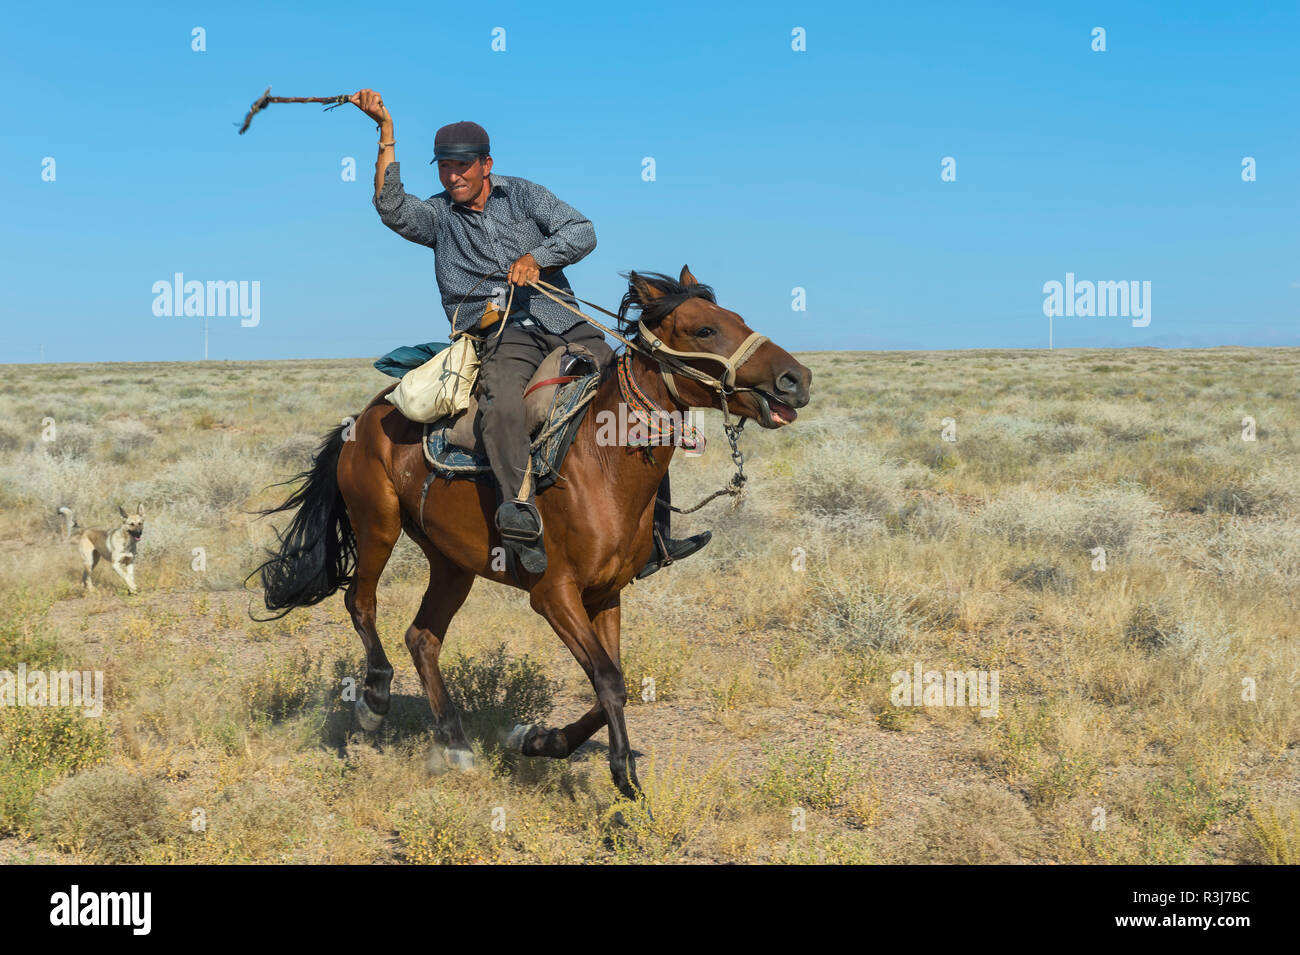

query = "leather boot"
(635, 473), (711, 580)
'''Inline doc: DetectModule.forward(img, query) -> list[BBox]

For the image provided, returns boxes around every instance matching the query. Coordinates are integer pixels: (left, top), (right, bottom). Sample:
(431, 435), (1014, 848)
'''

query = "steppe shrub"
(0, 706), (111, 833)
(37, 765), (169, 861)
(916, 784), (1042, 863)
(441, 644), (559, 739)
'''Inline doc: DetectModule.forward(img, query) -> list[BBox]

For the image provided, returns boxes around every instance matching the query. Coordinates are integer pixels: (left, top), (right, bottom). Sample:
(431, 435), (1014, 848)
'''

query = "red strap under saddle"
(523, 375), (581, 399)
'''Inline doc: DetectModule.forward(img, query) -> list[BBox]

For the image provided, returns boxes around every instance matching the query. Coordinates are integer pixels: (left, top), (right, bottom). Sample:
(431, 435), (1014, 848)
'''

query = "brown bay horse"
(255, 266), (812, 801)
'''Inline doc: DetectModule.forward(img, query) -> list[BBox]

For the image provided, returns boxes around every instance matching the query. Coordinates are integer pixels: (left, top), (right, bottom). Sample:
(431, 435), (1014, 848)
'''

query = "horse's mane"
(616, 272), (716, 340)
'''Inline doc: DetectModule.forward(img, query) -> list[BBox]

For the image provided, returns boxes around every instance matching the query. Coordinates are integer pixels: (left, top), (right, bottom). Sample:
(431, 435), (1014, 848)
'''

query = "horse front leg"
(511, 597), (621, 759)
(585, 595), (639, 793)
(521, 587), (640, 800)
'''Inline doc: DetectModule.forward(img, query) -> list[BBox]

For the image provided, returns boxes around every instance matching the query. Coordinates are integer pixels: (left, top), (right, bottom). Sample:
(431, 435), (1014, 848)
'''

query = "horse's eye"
(695, 327), (716, 339)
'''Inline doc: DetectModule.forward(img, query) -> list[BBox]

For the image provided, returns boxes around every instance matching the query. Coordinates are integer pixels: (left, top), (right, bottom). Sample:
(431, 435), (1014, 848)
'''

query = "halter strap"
(527, 278), (770, 427)
(636, 320), (768, 407)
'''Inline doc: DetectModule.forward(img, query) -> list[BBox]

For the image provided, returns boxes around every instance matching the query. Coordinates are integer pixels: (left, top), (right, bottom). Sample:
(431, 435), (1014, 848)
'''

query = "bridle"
(450, 271), (770, 510)
(528, 278), (766, 511)
(450, 271), (769, 424)
(526, 278), (769, 429)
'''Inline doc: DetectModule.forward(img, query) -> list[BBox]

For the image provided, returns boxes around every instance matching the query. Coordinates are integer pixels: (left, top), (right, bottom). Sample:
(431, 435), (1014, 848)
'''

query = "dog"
(56, 505), (81, 541)
(78, 504), (145, 595)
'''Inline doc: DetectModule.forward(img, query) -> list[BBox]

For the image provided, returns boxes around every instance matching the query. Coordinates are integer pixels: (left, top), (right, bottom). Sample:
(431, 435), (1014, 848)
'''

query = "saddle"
(421, 342), (604, 491)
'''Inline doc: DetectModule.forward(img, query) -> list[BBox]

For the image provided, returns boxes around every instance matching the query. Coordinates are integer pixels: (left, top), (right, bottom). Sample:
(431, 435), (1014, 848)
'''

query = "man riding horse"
(351, 89), (709, 577)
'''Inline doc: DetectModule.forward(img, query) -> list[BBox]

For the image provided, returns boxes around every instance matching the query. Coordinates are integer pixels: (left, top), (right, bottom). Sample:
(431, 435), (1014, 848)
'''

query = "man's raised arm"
(350, 88), (438, 247)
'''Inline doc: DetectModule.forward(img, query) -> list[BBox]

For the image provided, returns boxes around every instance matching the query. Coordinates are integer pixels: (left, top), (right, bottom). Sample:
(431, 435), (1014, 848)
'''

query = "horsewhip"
(236, 86), (351, 134)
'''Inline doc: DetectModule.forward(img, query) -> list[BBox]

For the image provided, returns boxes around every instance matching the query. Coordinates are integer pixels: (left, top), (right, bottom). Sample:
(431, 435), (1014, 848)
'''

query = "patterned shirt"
(373, 160), (596, 335)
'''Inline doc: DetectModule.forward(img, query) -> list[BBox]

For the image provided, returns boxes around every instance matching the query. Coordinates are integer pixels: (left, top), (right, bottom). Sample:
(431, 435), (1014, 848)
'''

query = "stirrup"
(495, 499), (542, 541)
(635, 528), (711, 580)
(495, 500), (547, 575)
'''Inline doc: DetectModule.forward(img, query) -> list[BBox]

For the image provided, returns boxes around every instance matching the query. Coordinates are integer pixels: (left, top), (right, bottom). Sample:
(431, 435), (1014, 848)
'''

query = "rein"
(527, 278), (754, 513)
(447, 271), (760, 513)
(527, 278), (768, 431)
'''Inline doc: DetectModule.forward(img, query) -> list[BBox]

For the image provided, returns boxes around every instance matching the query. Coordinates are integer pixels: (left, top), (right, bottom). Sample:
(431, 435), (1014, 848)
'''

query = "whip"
(237, 86), (351, 134)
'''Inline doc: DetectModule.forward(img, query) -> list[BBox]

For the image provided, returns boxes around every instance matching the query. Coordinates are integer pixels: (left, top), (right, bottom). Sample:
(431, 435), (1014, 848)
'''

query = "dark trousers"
(476, 318), (613, 502)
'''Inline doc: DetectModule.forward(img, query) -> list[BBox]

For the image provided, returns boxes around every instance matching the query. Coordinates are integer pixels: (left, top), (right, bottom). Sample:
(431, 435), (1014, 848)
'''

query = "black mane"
(616, 272), (716, 338)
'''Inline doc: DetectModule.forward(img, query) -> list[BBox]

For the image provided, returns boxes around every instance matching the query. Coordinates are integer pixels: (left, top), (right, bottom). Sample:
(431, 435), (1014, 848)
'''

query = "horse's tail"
(250, 422), (356, 619)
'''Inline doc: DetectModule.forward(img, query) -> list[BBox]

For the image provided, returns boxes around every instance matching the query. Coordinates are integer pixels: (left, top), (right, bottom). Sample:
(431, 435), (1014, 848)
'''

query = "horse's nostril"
(777, 372), (799, 395)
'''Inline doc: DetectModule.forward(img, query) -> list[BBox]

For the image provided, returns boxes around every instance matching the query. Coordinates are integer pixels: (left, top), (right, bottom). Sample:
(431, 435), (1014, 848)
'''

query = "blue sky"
(2, 0), (1297, 363)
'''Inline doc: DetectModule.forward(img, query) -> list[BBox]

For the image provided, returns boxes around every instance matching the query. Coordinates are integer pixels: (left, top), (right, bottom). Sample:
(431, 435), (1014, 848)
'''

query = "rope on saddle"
(417, 375), (601, 534)
(420, 374), (600, 472)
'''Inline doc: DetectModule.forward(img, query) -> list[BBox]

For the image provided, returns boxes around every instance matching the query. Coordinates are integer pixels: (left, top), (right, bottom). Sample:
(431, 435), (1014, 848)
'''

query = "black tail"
(250, 423), (356, 620)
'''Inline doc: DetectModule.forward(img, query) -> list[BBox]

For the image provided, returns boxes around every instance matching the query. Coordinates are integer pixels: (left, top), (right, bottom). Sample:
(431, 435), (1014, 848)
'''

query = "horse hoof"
(504, 723), (536, 753)
(444, 747), (476, 772)
(355, 696), (384, 732)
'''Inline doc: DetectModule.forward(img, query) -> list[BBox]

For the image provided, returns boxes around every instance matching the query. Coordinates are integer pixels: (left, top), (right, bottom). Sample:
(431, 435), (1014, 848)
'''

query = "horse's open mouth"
(751, 390), (798, 429)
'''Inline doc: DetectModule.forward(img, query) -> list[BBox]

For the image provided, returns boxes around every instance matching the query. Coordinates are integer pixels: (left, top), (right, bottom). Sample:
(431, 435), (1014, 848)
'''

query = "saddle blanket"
(422, 374), (600, 491)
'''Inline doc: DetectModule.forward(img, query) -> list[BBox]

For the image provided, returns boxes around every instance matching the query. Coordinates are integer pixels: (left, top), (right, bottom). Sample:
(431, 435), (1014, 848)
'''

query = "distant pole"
(204, 317), (209, 360)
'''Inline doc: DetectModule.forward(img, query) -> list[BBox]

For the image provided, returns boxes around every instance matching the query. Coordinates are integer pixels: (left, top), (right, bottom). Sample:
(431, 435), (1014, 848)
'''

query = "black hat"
(430, 121), (491, 163)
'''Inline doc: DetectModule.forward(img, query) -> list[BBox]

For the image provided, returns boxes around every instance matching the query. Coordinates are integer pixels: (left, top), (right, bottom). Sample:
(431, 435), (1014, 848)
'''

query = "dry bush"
(0, 703), (111, 835)
(392, 787), (500, 864)
(601, 750), (733, 862)
(0, 449), (102, 511)
(913, 784), (1043, 863)
(1238, 801), (1300, 865)
(983, 698), (1109, 808)
(190, 782), (315, 863)
(790, 438), (929, 521)
(440, 643), (559, 742)
(783, 829), (875, 864)
(36, 764), (170, 862)
(124, 439), (273, 515)
(1057, 765), (1247, 864)
(756, 735), (867, 813)
(977, 484), (1160, 556)
(1170, 518), (1300, 597)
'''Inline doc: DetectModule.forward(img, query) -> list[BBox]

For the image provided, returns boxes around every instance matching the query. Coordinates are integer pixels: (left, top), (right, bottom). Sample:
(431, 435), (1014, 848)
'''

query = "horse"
(254, 266), (812, 802)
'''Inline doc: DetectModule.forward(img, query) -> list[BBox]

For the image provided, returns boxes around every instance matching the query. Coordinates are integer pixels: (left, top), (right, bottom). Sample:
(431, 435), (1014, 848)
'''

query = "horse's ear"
(629, 271), (664, 303)
(679, 264), (699, 287)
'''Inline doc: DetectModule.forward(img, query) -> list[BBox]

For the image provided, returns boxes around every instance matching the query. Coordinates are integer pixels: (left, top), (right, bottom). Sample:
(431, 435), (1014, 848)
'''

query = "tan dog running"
(79, 504), (144, 595)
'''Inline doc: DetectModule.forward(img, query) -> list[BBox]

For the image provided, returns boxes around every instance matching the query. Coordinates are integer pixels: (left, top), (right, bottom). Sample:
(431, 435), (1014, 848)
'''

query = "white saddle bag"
(386, 336), (479, 423)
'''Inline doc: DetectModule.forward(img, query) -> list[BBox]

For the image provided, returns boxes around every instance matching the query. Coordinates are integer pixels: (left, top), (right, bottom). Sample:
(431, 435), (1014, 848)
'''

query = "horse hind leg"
(510, 701), (606, 760)
(403, 535), (477, 771)
(340, 472), (402, 733)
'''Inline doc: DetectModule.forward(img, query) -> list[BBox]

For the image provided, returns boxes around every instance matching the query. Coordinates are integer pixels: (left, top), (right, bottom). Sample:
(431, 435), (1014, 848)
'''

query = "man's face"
(438, 156), (492, 205)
